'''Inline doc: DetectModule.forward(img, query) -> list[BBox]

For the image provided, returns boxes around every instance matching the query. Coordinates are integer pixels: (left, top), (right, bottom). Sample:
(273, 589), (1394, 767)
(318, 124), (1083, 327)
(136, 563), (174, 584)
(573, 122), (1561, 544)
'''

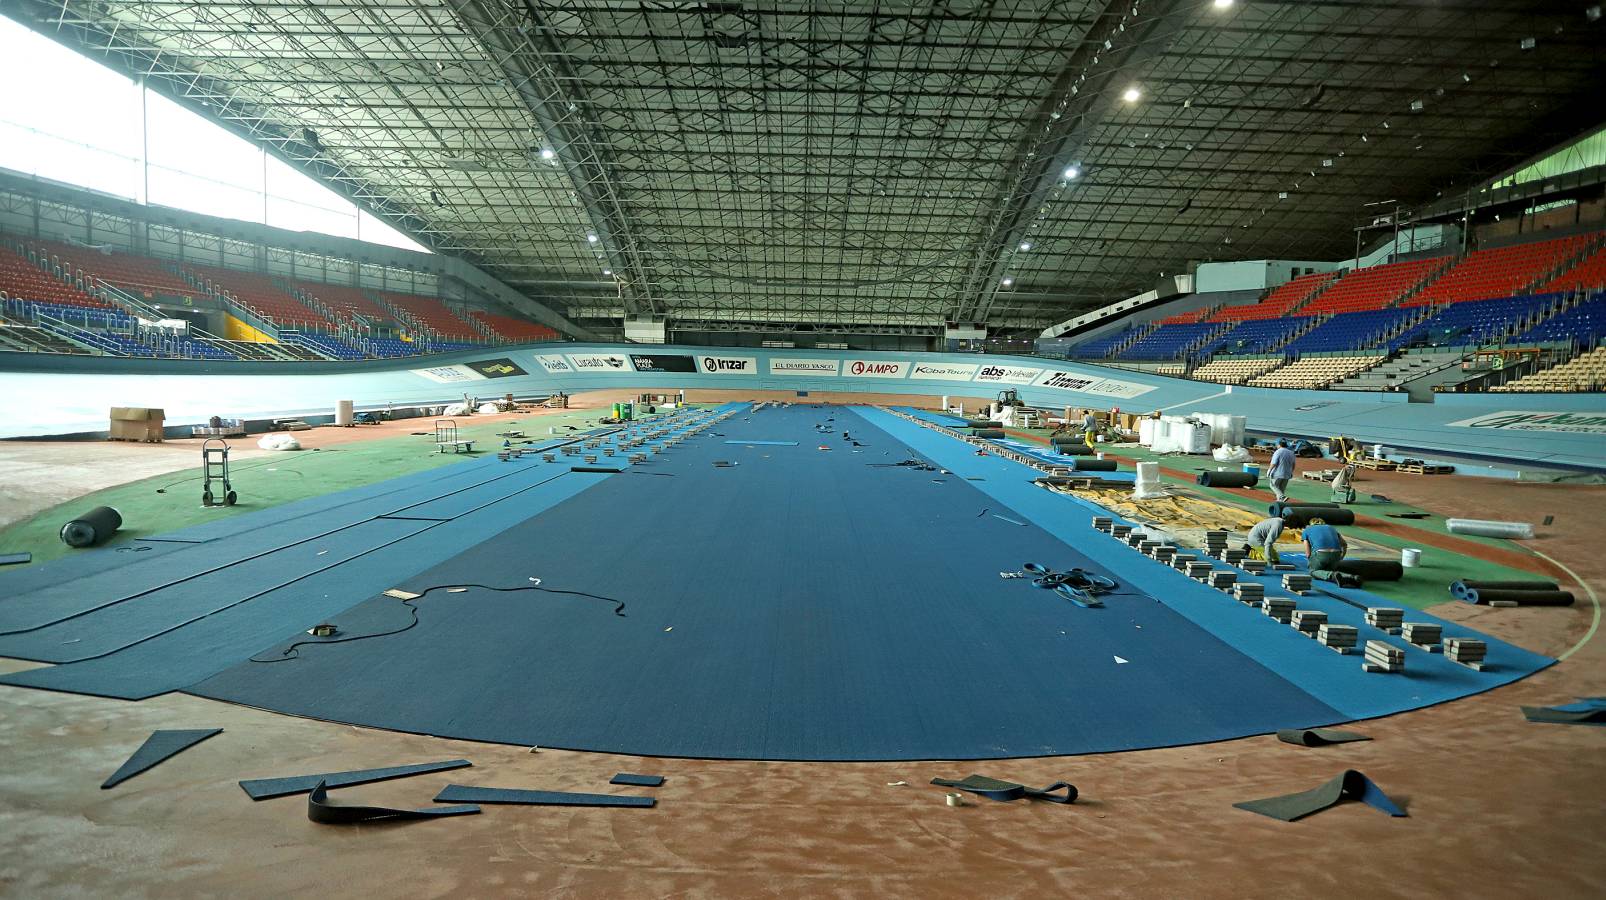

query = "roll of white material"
(1446, 518), (1535, 540)
(1135, 461), (1160, 484)
(335, 399), (354, 426)
(1138, 418), (1157, 447)
(1401, 548), (1422, 567)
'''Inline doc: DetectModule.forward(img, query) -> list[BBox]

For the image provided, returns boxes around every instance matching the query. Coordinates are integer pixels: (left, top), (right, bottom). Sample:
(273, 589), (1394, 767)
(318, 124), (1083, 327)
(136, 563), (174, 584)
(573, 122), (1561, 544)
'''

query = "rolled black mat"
(1335, 558), (1403, 581)
(1268, 501), (1339, 517)
(1068, 458), (1117, 472)
(60, 506), (121, 548)
(570, 466), (625, 473)
(969, 421), (1002, 429)
(1462, 588), (1574, 607)
(1450, 579), (1558, 599)
(1053, 443), (1093, 456)
(1197, 470), (1258, 488)
(1284, 507), (1355, 527)
(308, 781), (479, 824)
(972, 429), (1005, 439)
(1276, 728), (1372, 747)
(930, 775), (1076, 804)
(1049, 435), (1085, 445)
(1234, 770), (1405, 822)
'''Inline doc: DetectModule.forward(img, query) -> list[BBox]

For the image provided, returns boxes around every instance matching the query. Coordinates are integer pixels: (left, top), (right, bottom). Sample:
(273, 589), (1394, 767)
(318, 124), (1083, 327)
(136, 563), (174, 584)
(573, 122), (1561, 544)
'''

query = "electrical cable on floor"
(249, 581), (629, 664)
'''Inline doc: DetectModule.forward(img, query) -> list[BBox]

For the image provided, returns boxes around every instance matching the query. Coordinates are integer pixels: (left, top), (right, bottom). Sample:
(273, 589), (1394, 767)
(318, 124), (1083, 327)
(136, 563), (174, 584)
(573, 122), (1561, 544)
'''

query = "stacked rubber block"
(1318, 624), (1359, 653)
(1363, 640), (1406, 674)
(1445, 637), (1488, 670)
(1282, 573), (1312, 595)
(1365, 607), (1404, 635)
(1291, 609), (1327, 637)
(1402, 622), (1442, 651)
(1262, 597), (1295, 624)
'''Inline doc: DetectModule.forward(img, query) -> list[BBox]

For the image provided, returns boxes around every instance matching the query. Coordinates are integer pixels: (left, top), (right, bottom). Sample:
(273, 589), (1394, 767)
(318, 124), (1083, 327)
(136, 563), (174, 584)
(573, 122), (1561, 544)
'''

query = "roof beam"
(449, 0), (656, 319)
(950, 0), (1194, 326)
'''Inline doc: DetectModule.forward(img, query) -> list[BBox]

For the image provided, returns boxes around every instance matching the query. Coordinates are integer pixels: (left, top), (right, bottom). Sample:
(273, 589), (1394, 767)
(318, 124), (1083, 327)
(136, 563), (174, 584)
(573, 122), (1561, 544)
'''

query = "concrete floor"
(0, 394), (1602, 897)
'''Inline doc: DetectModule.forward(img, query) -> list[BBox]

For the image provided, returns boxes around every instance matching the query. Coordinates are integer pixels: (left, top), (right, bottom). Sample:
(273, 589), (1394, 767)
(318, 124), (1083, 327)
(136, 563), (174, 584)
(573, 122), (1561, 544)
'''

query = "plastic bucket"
(1401, 548), (1422, 568)
(1243, 464), (1260, 478)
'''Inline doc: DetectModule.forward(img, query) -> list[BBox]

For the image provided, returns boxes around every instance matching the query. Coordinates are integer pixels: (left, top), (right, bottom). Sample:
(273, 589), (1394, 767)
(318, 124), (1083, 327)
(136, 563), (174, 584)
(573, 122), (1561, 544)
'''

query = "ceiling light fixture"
(1001, 277), (1014, 287)
(1063, 166), (1080, 179)
(1213, 0), (1234, 8)
(540, 148), (556, 161)
(586, 233), (599, 243)
(1018, 241), (1033, 251)
(1122, 86), (1142, 103)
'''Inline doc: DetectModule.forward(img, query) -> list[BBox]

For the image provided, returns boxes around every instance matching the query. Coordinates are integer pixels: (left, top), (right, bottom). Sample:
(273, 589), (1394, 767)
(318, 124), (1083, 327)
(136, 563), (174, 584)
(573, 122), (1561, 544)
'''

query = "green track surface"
(0, 409), (669, 569)
(1007, 428), (1548, 610)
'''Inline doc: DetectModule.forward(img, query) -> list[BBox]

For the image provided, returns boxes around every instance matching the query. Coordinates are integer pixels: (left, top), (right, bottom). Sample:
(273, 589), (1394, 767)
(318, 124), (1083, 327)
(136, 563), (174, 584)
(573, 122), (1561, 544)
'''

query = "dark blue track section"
(193, 404), (1343, 761)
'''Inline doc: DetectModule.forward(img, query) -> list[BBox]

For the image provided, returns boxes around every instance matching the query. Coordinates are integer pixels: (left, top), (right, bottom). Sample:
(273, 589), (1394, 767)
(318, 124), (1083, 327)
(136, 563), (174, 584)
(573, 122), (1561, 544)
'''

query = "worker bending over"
(1243, 516), (1285, 564)
(1268, 439), (1296, 502)
(1302, 517), (1356, 586)
(1082, 410), (1099, 448)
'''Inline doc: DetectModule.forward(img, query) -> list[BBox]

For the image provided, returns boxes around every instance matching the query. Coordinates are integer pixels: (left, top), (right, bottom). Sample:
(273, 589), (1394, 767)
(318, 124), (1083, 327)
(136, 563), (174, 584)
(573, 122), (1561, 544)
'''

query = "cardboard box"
(109, 407), (165, 442)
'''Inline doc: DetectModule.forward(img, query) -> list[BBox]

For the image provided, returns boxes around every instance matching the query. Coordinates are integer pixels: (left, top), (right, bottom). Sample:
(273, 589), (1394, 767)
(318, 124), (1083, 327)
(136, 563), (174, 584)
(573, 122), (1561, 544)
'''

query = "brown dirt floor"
(1, 392), (1601, 898)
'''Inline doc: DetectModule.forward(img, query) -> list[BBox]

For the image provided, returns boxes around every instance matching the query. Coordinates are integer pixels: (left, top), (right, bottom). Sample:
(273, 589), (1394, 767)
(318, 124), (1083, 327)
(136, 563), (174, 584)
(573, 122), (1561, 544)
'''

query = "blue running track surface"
(2, 404), (1550, 760)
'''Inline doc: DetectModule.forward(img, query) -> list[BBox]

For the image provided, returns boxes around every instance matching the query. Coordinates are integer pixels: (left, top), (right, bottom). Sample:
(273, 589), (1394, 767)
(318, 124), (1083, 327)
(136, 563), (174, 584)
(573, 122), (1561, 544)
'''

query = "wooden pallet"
(1352, 457), (1397, 471)
(1301, 469), (1342, 482)
(1396, 463), (1455, 475)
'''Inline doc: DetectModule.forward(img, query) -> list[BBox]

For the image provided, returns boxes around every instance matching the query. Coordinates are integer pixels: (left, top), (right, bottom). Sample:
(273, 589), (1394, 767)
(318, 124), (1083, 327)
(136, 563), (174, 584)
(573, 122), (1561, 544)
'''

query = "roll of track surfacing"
(1462, 588), (1575, 606)
(1334, 558), (1403, 581)
(60, 506), (121, 548)
(1451, 579), (1558, 600)
(1284, 507), (1355, 527)
(1269, 501), (1338, 517)
(1068, 458), (1117, 472)
(972, 429), (1005, 439)
(1197, 471), (1258, 488)
(1054, 443), (1093, 456)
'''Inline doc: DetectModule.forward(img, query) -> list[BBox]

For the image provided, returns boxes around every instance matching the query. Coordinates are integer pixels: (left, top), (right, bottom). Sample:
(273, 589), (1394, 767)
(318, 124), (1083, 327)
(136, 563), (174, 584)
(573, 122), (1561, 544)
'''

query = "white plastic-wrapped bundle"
(1138, 418), (1158, 447)
(1446, 518), (1535, 539)
(1212, 444), (1251, 463)
(478, 402), (500, 415)
(1132, 461), (1167, 500)
(442, 402), (470, 416)
(257, 433), (302, 451)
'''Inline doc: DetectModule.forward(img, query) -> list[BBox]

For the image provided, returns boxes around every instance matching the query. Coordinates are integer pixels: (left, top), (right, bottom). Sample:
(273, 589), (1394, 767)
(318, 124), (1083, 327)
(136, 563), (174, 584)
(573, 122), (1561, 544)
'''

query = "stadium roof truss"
(9, 0), (1604, 336)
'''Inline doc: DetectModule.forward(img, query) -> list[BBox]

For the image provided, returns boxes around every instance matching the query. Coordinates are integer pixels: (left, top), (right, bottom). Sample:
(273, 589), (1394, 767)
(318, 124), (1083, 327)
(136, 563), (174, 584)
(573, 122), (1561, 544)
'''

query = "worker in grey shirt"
(1268, 439), (1296, 502)
(1082, 410), (1099, 448)
(1244, 516), (1285, 564)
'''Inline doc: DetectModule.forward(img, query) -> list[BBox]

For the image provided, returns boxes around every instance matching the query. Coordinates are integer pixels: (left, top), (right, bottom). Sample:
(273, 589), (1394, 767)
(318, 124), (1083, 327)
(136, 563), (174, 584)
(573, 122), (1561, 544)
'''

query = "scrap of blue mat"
(240, 759), (472, 800)
(1234, 769), (1406, 821)
(724, 440), (798, 446)
(610, 773), (665, 787)
(434, 785), (655, 807)
(102, 728), (222, 789)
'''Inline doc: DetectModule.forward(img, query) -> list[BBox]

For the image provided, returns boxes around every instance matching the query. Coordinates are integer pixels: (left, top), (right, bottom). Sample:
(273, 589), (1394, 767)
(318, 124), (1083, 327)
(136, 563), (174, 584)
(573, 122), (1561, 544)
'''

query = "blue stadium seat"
(1115, 322), (1226, 360)
(1283, 309), (1417, 355)
(1512, 294), (1606, 345)
(1194, 317), (1311, 358)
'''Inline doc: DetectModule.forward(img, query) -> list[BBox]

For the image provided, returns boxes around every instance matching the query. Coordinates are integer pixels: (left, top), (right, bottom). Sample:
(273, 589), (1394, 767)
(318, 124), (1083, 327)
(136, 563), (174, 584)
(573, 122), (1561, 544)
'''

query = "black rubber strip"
(240, 759), (472, 800)
(308, 781), (480, 824)
(1197, 471), (1258, 488)
(1276, 728), (1371, 747)
(570, 466), (625, 473)
(1234, 770), (1406, 821)
(433, 785), (655, 807)
(1068, 458), (1117, 472)
(972, 429), (1005, 438)
(102, 728), (222, 788)
(1335, 559), (1403, 581)
(930, 775), (1077, 804)
(610, 773), (665, 787)
(0, 552), (31, 566)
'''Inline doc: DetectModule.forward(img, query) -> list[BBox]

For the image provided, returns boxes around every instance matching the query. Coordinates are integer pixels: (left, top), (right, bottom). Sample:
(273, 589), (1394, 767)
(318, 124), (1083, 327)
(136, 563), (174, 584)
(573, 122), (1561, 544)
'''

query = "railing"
(33, 312), (121, 354)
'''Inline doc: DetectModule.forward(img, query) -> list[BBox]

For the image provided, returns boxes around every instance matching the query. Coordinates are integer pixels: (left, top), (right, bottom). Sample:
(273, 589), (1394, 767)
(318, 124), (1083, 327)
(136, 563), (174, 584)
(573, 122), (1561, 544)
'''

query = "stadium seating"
(469, 310), (560, 342)
(1066, 325), (1146, 358)
(294, 281), (392, 328)
(1247, 355), (1384, 389)
(1114, 322), (1225, 360)
(1282, 308), (1418, 355)
(1511, 294), (1606, 345)
(375, 292), (481, 341)
(0, 246), (108, 308)
(26, 240), (197, 301)
(1408, 234), (1594, 307)
(1210, 271), (1336, 322)
(1489, 346), (1606, 392)
(368, 337), (425, 358)
(1188, 356), (1282, 384)
(185, 265), (335, 330)
(1195, 317), (1311, 357)
(282, 331), (364, 361)
(1386, 294), (1558, 350)
(1299, 257), (1447, 314)
(1542, 245), (1606, 294)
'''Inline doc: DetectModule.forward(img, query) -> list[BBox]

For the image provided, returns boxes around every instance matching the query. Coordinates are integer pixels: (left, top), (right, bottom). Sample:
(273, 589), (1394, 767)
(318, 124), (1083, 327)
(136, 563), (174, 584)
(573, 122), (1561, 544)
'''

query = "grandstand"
(0, 2), (1604, 895)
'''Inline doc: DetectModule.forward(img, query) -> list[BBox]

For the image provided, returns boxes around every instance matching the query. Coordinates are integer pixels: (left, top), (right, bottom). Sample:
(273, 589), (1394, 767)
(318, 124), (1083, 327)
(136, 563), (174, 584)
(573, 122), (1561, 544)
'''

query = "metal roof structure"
(9, 1), (1605, 338)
